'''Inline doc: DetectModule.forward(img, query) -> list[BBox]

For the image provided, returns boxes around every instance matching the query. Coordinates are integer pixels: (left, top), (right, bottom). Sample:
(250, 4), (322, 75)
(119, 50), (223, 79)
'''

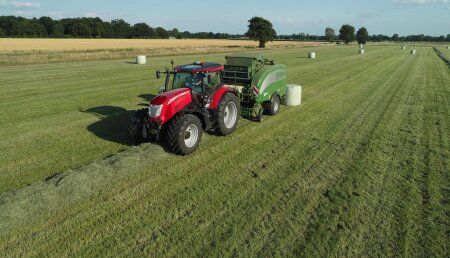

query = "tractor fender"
(180, 109), (212, 131)
(262, 92), (280, 104)
(209, 87), (237, 109)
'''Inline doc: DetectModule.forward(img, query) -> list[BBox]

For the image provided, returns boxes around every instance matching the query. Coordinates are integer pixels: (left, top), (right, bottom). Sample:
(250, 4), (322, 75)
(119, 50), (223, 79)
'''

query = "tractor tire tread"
(166, 114), (202, 155)
(215, 93), (240, 136)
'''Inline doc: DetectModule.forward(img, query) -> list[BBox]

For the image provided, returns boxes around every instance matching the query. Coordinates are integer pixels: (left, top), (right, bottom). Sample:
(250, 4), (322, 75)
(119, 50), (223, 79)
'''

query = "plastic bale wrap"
(285, 84), (302, 106)
(136, 55), (147, 64)
(308, 52), (316, 59)
(359, 49), (365, 55)
(410, 50), (416, 55)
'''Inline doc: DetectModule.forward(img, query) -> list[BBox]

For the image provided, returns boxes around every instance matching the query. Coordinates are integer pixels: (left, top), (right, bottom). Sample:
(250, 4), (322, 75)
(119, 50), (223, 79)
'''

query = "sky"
(0, 0), (449, 36)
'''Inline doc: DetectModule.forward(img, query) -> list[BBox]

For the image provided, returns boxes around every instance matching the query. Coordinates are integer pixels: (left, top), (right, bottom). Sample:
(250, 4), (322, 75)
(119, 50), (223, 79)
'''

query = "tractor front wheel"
(166, 114), (203, 155)
(128, 109), (148, 145)
(216, 93), (240, 136)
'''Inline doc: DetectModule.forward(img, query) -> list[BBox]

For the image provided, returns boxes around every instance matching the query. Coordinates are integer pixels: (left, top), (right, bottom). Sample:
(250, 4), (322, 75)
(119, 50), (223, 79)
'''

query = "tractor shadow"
(80, 94), (171, 150)
(80, 106), (135, 146)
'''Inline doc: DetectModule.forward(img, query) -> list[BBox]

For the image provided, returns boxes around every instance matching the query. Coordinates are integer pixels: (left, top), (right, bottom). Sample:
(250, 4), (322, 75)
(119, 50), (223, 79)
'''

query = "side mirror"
(156, 70), (161, 79)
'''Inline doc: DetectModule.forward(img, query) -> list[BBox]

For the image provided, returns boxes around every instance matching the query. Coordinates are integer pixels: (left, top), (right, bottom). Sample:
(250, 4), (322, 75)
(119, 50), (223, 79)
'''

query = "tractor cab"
(159, 62), (224, 94)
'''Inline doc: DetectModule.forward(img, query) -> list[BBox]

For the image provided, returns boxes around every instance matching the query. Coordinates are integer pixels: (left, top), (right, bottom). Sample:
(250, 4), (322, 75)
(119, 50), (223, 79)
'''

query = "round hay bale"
(285, 84), (302, 106)
(447, 46), (450, 49)
(308, 52), (316, 59)
(402, 46), (406, 50)
(136, 55), (147, 65)
(359, 49), (365, 55)
(410, 50), (416, 55)
(359, 44), (364, 49)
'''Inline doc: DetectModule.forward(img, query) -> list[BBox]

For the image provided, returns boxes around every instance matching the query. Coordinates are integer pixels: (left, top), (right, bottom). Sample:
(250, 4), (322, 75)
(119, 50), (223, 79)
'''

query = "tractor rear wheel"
(128, 109), (148, 145)
(216, 93), (240, 136)
(166, 114), (203, 155)
(264, 94), (281, 116)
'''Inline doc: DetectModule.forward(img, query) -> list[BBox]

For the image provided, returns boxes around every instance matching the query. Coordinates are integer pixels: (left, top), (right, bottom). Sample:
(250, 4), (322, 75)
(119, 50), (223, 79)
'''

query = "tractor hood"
(149, 88), (192, 124)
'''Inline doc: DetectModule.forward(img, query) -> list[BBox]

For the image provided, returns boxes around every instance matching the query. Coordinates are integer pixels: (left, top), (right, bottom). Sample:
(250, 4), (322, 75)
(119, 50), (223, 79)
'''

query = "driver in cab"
(184, 74), (203, 93)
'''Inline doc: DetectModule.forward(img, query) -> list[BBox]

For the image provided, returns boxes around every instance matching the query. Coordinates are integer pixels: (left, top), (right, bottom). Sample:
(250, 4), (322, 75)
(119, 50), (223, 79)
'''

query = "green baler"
(223, 53), (287, 121)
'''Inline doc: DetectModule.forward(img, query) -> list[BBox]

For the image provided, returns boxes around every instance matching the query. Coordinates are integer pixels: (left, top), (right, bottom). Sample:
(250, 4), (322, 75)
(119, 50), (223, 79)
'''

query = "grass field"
(0, 46), (449, 256)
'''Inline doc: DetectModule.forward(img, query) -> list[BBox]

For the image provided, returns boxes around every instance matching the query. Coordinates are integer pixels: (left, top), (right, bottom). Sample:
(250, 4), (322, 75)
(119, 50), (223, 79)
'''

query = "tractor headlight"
(149, 104), (163, 118)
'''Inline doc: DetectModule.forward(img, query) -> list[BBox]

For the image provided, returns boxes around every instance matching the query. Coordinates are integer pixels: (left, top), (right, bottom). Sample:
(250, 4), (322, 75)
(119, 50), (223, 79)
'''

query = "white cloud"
(85, 12), (100, 18)
(14, 10), (33, 15)
(275, 18), (307, 25)
(48, 10), (68, 19)
(359, 10), (384, 18)
(393, 0), (449, 4)
(11, 1), (40, 8)
(0, 1), (40, 9)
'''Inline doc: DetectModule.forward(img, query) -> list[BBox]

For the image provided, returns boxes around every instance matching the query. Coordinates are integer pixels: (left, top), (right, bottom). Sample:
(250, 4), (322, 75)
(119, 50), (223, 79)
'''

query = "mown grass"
(0, 46), (448, 257)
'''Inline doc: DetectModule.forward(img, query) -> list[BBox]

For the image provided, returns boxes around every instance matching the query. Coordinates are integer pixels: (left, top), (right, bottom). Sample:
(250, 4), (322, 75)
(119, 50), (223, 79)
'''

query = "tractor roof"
(174, 62), (224, 73)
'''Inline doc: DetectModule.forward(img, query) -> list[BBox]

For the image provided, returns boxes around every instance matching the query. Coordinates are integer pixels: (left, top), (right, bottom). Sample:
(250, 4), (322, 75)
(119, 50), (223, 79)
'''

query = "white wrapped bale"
(359, 49), (365, 54)
(410, 50), (416, 55)
(447, 46), (450, 49)
(308, 52), (316, 59)
(359, 44), (364, 49)
(136, 55), (147, 64)
(402, 46), (406, 50)
(285, 84), (302, 106)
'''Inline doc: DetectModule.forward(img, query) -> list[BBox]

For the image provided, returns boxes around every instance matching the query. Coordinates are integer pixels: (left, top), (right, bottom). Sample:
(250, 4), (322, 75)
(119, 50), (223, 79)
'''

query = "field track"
(0, 46), (449, 256)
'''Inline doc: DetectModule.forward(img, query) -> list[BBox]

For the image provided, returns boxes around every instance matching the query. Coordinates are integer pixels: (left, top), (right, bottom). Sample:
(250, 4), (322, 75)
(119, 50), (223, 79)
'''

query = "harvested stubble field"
(0, 38), (326, 65)
(0, 45), (449, 257)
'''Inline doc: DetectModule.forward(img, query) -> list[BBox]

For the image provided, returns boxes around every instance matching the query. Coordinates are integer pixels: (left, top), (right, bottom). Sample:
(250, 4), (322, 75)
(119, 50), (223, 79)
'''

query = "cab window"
(205, 72), (222, 94)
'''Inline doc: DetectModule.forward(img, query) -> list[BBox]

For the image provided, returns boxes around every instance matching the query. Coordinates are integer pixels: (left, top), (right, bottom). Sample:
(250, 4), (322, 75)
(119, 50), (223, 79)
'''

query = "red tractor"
(128, 61), (240, 155)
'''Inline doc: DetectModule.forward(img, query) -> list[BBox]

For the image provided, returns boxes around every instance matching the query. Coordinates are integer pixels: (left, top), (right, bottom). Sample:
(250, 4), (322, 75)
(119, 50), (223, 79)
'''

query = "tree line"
(280, 26), (450, 43)
(0, 15), (449, 43)
(0, 16), (240, 39)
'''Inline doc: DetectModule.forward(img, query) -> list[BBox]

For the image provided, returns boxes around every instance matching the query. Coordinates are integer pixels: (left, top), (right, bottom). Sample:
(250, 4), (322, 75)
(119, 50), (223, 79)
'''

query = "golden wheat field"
(0, 38), (324, 51)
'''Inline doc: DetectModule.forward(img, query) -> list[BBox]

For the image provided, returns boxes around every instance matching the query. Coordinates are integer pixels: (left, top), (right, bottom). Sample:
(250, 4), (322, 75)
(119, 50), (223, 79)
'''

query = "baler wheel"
(128, 109), (148, 145)
(264, 94), (281, 116)
(216, 93), (240, 136)
(166, 114), (203, 155)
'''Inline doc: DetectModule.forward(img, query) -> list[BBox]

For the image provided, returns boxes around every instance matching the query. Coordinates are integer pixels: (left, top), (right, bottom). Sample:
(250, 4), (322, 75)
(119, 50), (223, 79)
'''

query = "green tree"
(156, 27), (168, 38)
(38, 16), (53, 36)
(299, 32), (306, 40)
(51, 22), (64, 37)
(93, 22), (104, 38)
(169, 28), (179, 38)
(325, 27), (336, 42)
(131, 23), (154, 38)
(392, 33), (399, 41)
(356, 27), (369, 45)
(111, 19), (131, 38)
(246, 16), (276, 48)
(0, 27), (5, 37)
(92, 18), (105, 38)
(339, 24), (355, 44)
(73, 22), (92, 38)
